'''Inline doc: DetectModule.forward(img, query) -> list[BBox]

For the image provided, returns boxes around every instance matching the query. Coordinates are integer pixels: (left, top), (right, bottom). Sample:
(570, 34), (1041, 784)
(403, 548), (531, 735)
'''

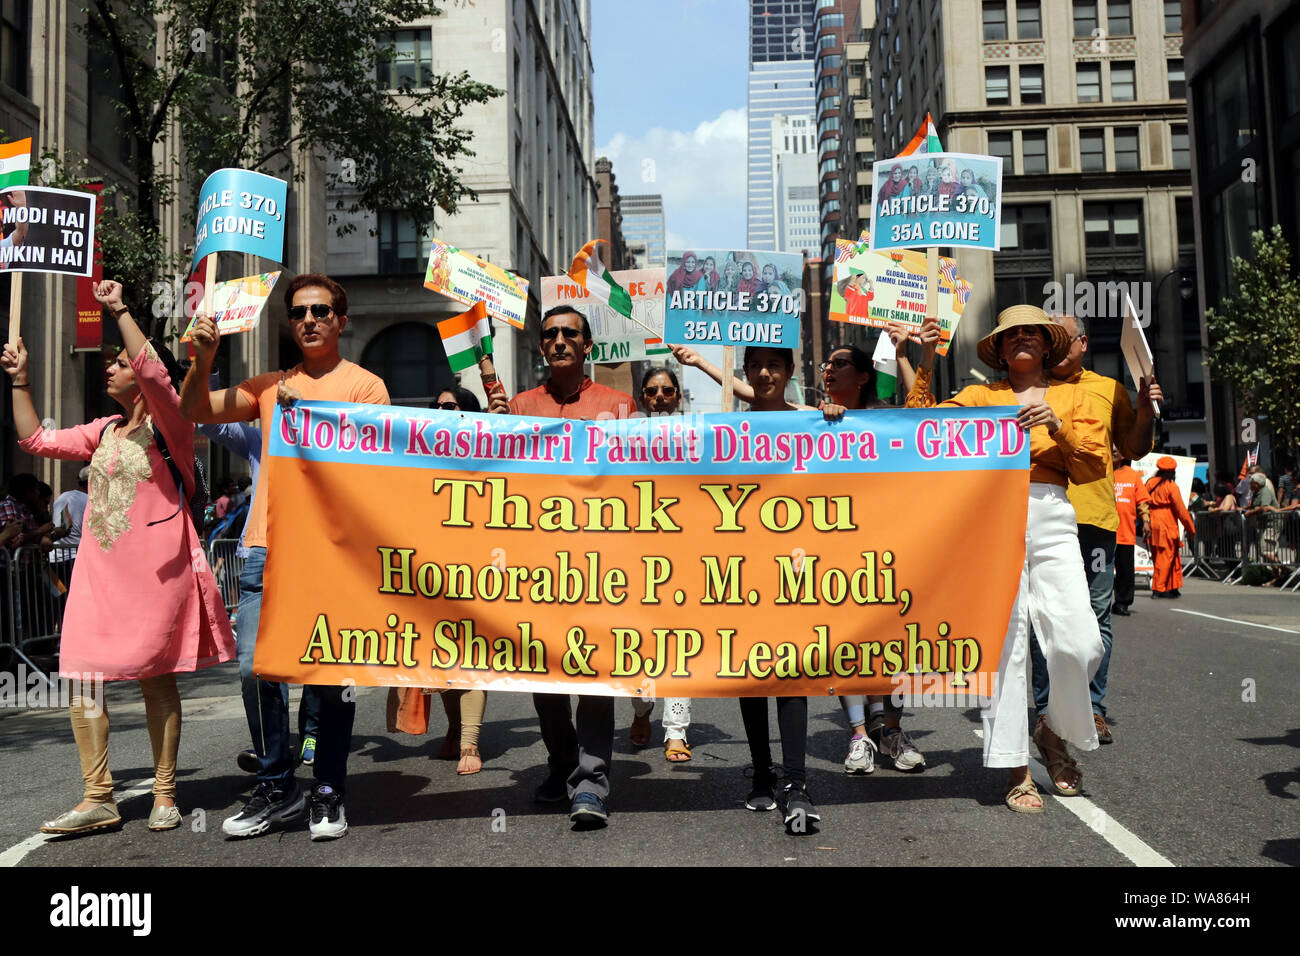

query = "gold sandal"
(1034, 717), (1082, 796)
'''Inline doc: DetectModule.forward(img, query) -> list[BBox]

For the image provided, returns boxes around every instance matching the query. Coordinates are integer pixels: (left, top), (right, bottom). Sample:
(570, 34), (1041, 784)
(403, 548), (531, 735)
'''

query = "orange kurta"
(1145, 477), (1195, 592)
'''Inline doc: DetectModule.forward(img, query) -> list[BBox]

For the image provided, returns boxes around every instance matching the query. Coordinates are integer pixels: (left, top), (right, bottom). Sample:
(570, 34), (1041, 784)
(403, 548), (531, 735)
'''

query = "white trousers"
(982, 483), (1103, 767)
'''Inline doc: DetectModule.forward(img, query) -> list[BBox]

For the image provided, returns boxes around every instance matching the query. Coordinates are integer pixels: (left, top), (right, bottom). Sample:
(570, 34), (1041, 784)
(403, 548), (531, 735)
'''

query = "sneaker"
(779, 782), (821, 832)
(568, 792), (609, 827)
(745, 768), (778, 811)
(236, 749), (260, 774)
(299, 736), (317, 766)
(308, 785), (347, 841)
(222, 781), (306, 838)
(876, 726), (927, 771)
(843, 734), (877, 774)
(1094, 712), (1114, 745)
(534, 770), (572, 804)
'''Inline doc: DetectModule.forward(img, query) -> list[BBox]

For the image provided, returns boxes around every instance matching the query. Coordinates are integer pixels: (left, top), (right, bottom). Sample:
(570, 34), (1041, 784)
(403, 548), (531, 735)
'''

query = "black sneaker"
(779, 782), (821, 833)
(534, 770), (572, 804)
(745, 767), (778, 811)
(308, 785), (347, 841)
(568, 792), (609, 827)
(221, 781), (306, 838)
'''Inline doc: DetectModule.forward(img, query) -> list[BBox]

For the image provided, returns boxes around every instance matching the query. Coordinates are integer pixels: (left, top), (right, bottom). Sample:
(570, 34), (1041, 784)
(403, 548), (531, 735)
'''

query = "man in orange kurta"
(1145, 456), (1196, 596)
(1112, 452), (1151, 615)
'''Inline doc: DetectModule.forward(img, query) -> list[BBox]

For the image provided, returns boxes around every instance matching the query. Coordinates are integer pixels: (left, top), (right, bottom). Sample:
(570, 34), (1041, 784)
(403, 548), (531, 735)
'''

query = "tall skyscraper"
(747, 0), (816, 250)
(620, 194), (666, 268)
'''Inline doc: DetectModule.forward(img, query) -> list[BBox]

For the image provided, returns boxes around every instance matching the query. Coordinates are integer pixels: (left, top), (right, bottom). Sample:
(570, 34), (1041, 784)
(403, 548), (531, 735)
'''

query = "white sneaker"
(878, 727), (926, 771)
(843, 734), (877, 774)
(308, 785), (348, 841)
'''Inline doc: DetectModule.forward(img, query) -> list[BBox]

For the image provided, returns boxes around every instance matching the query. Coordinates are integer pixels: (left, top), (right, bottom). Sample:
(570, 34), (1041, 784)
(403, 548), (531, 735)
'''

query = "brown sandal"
(457, 745), (482, 775)
(1005, 779), (1044, 814)
(1033, 717), (1081, 796)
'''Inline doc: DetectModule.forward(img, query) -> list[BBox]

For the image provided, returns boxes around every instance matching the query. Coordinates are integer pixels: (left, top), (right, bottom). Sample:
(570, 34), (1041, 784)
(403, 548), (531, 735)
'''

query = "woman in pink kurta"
(2, 279), (235, 836)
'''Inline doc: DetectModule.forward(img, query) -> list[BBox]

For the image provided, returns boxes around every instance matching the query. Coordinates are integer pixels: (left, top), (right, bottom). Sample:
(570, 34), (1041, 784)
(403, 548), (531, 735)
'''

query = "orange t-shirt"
(237, 360), (389, 548)
(1112, 464), (1150, 545)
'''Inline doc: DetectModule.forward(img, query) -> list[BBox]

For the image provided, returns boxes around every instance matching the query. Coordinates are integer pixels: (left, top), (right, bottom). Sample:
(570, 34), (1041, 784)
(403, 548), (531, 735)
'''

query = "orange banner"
(256, 404), (1030, 700)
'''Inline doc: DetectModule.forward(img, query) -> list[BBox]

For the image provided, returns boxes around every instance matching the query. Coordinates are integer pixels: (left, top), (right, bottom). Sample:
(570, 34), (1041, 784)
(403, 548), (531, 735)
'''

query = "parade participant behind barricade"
(47, 467), (89, 594)
(1, 279), (237, 835)
(1144, 457), (1196, 599)
(907, 307), (1106, 813)
(1188, 477), (1209, 513)
(1244, 471), (1283, 579)
(490, 305), (636, 826)
(181, 272), (390, 842)
(1029, 313), (1161, 752)
(737, 345), (825, 832)
(0, 472), (47, 551)
(819, 338), (925, 774)
(1111, 448), (1151, 618)
(1213, 482), (1239, 511)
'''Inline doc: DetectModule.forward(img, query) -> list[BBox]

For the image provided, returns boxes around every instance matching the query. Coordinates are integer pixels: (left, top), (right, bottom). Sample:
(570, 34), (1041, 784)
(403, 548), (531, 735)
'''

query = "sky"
(592, 0), (748, 251)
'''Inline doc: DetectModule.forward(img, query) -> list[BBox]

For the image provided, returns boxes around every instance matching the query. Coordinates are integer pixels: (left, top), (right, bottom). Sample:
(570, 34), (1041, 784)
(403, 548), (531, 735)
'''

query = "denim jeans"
(1031, 524), (1115, 720)
(236, 548), (350, 793)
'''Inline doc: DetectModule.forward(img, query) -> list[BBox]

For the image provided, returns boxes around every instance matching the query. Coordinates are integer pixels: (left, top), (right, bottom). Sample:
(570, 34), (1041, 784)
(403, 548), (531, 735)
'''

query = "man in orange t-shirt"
(1111, 450), (1150, 616)
(182, 273), (389, 843)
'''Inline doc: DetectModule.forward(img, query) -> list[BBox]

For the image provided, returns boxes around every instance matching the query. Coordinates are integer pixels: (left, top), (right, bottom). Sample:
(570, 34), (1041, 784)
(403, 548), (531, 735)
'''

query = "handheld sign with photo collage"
(663, 249), (803, 349)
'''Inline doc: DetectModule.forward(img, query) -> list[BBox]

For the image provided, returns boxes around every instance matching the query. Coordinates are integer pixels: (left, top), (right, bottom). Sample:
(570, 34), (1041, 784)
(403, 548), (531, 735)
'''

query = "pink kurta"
(19, 344), (236, 680)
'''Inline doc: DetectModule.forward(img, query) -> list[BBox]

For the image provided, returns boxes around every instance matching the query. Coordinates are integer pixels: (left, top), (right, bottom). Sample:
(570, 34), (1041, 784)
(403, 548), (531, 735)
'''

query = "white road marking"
(0, 777), (155, 867)
(1170, 609), (1299, 634)
(972, 729), (1175, 867)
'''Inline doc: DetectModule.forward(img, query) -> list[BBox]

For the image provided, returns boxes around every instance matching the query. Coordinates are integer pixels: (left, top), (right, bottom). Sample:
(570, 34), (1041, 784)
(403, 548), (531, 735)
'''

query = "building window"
(1108, 0), (1132, 35)
(1084, 201), (1143, 251)
(983, 1), (1007, 41)
(1111, 61), (1135, 101)
(1164, 0), (1182, 33)
(378, 211), (432, 274)
(1017, 0), (1042, 39)
(378, 29), (433, 90)
(1019, 64), (1044, 104)
(0, 0), (27, 95)
(359, 323), (451, 407)
(1114, 127), (1139, 171)
(995, 204), (1052, 309)
(1022, 130), (1048, 174)
(1168, 58), (1185, 99)
(985, 66), (1010, 105)
(1073, 0), (1097, 37)
(988, 131), (1014, 169)
(1080, 128), (1105, 171)
(1076, 63), (1101, 102)
(1171, 124), (1190, 169)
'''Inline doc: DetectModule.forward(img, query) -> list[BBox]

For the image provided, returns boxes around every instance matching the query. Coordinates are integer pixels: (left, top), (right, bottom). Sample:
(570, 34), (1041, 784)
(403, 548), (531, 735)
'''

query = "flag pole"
(721, 345), (735, 413)
(7, 272), (22, 347)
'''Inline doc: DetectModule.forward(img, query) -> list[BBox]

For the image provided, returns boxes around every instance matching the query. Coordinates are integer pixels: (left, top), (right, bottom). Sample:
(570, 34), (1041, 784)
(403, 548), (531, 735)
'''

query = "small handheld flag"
(898, 114), (942, 157)
(568, 239), (634, 320)
(0, 138), (32, 191)
(438, 300), (493, 373)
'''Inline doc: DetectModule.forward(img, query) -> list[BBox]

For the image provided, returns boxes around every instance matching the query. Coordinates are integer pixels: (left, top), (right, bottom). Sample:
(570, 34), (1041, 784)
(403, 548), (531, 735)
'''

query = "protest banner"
(1133, 452), (1196, 577)
(663, 249), (803, 349)
(255, 403), (1031, 699)
(180, 271), (281, 342)
(0, 185), (96, 276)
(541, 270), (669, 364)
(829, 235), (971, 356)
(868, 152), (1002, 253)
(424, 238), (530, 330)
(190, 168), (287, 271)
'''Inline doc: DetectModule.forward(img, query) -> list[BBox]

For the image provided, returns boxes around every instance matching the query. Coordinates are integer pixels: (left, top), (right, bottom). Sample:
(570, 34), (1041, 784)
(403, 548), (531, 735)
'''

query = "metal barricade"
(207, 538), (244, 617)
(0, 544), (65, 686)
(1241, 510), (1299, 585)
(1191, 511), (1244, 583)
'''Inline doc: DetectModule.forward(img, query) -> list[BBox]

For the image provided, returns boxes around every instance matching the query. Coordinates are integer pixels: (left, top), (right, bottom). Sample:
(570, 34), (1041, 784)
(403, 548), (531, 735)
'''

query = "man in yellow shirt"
(1029, 314), (1161, 753)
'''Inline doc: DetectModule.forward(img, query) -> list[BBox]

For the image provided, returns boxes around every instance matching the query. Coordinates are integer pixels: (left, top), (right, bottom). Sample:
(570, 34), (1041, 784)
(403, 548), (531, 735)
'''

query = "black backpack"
(98, 418), (210, 530)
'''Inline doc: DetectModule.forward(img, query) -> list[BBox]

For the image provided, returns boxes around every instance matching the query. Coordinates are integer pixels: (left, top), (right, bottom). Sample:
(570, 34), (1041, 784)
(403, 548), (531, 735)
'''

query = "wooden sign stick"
(7, 271), (22, 347)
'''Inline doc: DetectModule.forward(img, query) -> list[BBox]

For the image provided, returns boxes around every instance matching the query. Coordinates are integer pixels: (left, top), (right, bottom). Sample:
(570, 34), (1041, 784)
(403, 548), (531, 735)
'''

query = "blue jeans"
(236, 548), (351, 793)
(1031, 525), (1115, 720)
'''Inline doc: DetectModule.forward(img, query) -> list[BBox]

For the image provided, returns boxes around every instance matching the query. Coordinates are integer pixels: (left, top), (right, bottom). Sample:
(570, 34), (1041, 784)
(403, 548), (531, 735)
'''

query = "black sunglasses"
(643, 385), (678, 397)
(436, 401), (460, 410)
(287, 303), (334, 321)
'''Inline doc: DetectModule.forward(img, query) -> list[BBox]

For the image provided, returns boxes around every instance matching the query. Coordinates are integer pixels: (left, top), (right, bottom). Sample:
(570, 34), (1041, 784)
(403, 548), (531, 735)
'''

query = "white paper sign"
(1120, 293), (1159, 415)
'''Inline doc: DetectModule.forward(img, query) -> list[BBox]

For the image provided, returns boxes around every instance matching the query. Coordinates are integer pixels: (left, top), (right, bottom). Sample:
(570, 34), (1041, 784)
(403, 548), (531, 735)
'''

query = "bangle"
(112, 306), (130, 318)
(11, 382), (30, 389)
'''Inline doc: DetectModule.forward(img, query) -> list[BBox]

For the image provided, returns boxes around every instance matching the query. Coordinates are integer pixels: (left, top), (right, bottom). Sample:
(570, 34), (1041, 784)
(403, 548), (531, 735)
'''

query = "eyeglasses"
(436, 401), (460, 411)
(643, 385), (678, 397)
(287, 303), (334, 321)
(541, 326), (584, 341)
(819, 358), (855, 371)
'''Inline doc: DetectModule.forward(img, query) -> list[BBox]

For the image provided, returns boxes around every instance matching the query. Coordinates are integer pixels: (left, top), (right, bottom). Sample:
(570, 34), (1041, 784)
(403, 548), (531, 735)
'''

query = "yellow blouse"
(906, 367), (1107, 488)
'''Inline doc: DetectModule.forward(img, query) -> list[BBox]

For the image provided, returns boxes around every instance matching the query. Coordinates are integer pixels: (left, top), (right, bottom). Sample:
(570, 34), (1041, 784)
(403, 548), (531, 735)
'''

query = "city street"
(1, 578), (1294, 869)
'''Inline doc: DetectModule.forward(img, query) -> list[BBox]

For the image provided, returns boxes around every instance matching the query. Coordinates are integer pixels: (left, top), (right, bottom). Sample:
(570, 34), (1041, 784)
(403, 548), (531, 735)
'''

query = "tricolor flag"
(437, 300), (493, 373)
(568, 239), (633, 319)
(898, 114), (942, 157)
(872, 328), (898, 400)
(644, 336), (671, 356)
(0, 138), (32, 191)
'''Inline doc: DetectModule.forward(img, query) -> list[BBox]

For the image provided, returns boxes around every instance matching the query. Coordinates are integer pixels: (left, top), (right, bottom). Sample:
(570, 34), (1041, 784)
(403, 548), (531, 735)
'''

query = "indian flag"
(872, 328), (898, 400)
(898, 114), (942, 157)
(0, 138), (32, 191)
(644, 336), (670, 356)
(568, 239), (633, 319)
(437, 300), (493, 372)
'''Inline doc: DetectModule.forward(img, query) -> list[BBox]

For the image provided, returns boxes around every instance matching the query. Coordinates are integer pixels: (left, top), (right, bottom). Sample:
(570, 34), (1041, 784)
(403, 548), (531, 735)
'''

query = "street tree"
(44, 0), (498, 333)
(1205, 225), (1300, 461)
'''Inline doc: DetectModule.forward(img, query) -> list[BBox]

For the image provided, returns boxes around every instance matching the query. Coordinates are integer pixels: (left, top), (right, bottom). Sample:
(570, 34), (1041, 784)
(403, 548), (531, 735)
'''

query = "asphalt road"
(1, 578), (1296, 868)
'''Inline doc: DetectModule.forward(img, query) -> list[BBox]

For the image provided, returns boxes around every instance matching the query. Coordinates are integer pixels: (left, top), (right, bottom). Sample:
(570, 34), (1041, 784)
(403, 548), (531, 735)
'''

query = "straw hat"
(976, 305), (1072, 370)
(1156, 456), (1177, 471)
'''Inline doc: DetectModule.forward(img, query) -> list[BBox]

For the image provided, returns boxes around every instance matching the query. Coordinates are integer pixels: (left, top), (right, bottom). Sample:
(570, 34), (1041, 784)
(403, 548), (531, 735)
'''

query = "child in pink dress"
(2, 279), (236, 835)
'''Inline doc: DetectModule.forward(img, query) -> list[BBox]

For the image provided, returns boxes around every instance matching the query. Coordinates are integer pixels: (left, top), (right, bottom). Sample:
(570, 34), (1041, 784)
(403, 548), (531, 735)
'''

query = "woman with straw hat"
(907, 306), (1107, 813)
